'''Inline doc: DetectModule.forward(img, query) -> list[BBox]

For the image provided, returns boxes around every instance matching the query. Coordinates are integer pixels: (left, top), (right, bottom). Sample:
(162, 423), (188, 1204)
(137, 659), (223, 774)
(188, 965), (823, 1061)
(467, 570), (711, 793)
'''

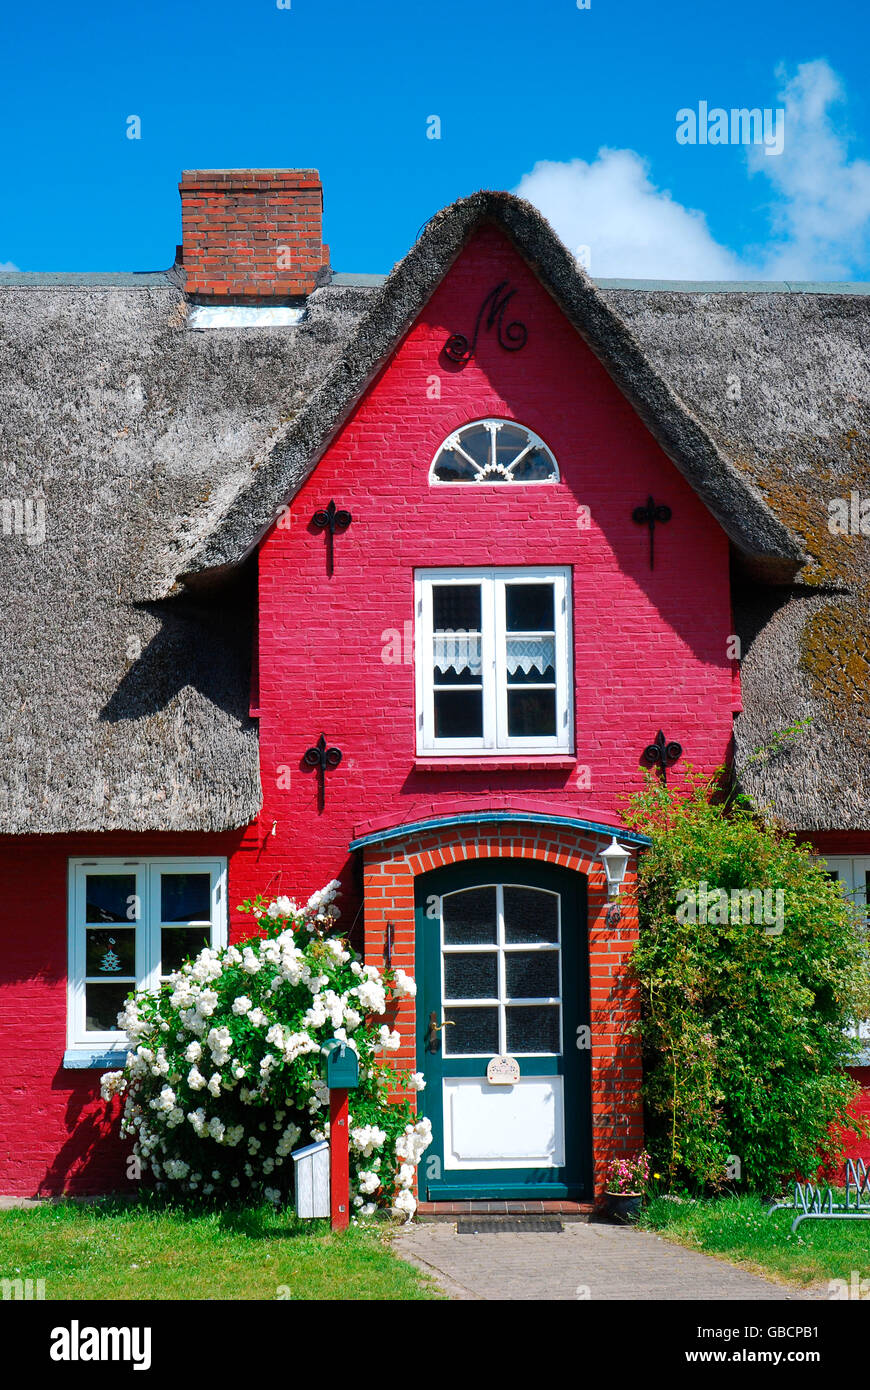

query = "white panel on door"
(443, 1076), (565, 1170)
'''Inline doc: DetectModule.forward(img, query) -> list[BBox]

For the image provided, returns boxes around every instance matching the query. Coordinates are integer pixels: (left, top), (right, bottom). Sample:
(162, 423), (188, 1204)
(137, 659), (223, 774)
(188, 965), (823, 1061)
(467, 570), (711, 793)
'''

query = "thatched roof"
(0, 273), (373, 831)
(1, 189), (868, 832)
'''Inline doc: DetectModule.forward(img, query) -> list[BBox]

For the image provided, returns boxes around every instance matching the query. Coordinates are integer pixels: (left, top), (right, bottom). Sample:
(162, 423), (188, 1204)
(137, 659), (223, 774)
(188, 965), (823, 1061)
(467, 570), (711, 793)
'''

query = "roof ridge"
(5, 269), (868, 297)
(597, 277), (870, 294)
(0, 269), (179, 287)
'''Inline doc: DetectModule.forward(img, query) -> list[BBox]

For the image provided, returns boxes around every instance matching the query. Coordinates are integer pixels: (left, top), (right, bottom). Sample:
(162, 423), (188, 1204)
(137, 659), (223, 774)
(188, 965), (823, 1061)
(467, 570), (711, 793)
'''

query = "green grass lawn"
(641, 1192), (870, 1291)
(0, 1199), (443, 1301)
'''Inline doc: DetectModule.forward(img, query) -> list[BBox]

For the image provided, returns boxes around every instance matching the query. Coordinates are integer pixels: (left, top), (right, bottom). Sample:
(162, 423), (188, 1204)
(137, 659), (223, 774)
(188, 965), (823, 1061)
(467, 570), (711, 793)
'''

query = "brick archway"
(356, 816), (645, 1204)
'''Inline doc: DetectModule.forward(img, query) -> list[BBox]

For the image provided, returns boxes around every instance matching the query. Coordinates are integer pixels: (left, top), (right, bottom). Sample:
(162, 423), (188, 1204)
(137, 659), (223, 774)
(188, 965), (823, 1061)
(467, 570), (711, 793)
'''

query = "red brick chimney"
(178, 169), (330, 299)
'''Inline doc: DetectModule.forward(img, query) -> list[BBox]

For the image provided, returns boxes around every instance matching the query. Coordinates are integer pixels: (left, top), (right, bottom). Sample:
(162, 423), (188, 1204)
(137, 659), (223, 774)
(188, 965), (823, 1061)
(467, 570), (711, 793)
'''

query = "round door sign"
(486, 1054), (520, 1085)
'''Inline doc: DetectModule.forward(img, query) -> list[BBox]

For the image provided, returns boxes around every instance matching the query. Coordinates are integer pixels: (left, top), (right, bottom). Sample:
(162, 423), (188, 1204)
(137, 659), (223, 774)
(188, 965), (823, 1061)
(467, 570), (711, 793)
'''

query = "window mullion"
(143, 866), (158, 994)
(482, 575), (498, 749)
(213, 865), (227, 948)
(493, 576), (507, 751)
(497, 884), (506, 1053)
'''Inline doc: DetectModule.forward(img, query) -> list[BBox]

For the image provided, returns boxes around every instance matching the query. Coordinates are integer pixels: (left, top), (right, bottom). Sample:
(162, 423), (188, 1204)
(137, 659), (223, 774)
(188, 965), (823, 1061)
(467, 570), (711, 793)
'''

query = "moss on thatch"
(800, 600), (870, 736)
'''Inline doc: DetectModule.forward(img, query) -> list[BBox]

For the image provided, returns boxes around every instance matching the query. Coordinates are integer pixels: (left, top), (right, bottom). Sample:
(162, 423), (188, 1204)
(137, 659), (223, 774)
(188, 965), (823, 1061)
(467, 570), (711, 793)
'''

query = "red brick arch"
(360, 817), (645, 1203)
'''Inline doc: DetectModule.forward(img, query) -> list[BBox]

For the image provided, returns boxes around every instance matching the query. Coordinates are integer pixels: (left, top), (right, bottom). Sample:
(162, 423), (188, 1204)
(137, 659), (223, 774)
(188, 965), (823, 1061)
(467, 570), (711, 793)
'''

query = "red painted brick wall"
(179, 169), (329, 299)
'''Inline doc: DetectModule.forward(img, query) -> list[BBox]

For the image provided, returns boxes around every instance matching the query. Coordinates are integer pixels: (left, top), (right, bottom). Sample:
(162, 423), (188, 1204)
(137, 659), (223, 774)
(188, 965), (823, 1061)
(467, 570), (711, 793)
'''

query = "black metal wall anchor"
(303, 733), (342, 811)
(384, 919), (394, 969)
(632, 496), (672, 569)
(312, 499), (352, 575)
(444, 281), (528, 365)
(641, 730), (683, 783)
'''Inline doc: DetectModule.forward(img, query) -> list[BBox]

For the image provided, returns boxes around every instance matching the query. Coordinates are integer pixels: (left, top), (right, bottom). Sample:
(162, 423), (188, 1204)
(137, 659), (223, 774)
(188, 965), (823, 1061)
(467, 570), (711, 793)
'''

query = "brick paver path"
(393, 1222), (823, 1300)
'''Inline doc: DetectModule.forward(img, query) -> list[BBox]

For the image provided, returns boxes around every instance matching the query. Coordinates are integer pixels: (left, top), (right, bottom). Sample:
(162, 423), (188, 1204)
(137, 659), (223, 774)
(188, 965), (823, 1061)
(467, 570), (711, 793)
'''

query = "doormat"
(456, 1217), (564, 1234)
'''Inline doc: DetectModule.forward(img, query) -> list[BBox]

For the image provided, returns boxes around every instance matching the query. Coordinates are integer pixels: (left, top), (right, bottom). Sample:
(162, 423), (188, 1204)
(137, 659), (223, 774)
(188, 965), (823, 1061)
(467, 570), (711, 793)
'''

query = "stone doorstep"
(416, 1200), (596, 1222)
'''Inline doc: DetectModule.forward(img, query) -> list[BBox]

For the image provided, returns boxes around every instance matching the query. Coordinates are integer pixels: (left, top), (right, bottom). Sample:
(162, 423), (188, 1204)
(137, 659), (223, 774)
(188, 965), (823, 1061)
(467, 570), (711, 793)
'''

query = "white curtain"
(505, 635), (556, 676)
(433, 633), (555, 676)
(434, 632), (482, 675)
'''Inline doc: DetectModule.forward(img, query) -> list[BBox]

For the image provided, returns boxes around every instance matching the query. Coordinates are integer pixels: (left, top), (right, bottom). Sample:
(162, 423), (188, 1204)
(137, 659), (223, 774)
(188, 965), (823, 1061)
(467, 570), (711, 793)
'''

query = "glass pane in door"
(442, 887), (497, 944)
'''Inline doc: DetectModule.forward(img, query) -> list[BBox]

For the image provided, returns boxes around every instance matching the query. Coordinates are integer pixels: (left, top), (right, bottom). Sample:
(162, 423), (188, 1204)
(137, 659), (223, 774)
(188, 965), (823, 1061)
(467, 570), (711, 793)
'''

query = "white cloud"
(747, 61), (870, 280)
(514, 60), (870, 281)
(514, 148), (744, 279)
(0, 261), (19, 272)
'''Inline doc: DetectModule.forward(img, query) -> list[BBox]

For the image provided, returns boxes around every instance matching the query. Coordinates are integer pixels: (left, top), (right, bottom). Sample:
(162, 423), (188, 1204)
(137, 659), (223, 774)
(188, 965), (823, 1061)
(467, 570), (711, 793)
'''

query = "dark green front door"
(415, 858), (592, 1200)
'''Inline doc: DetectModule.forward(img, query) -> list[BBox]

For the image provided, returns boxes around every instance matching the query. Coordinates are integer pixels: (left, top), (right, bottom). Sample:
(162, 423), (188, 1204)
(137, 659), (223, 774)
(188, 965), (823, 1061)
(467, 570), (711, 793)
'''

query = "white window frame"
(823, 856), (870, 912)
(66, 857), (227, 1055)
(823, 855), (870, 1062)
(415, 566), (573, 756)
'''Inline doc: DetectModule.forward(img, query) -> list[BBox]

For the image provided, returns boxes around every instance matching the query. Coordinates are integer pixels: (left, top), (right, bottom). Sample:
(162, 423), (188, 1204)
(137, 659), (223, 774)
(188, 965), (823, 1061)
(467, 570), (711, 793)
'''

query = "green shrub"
(624, 768), (870, 1192)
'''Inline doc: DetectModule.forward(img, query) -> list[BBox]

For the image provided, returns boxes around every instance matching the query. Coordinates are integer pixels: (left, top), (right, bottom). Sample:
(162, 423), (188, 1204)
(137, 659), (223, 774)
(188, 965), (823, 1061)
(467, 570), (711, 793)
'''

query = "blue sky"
(2, 0), (869, 279)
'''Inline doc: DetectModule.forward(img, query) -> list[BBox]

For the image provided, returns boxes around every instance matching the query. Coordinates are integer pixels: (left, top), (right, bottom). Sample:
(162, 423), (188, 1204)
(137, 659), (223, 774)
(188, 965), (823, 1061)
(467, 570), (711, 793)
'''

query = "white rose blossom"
(392, 1189), (417, 1219)
(375, 1025), (401, 1053)
(241, 947), (261, 975)
(99, 1070), (127, 1101)
(391, 969), (417, 999)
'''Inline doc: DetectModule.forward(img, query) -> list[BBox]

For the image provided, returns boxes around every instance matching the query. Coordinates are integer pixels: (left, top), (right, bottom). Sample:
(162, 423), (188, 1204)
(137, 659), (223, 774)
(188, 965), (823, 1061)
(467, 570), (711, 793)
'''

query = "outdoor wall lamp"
(599, 836), (632, 899)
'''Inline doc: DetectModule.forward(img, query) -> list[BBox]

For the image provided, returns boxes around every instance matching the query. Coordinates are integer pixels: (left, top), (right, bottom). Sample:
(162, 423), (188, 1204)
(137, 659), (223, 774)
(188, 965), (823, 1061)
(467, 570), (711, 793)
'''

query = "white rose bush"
(100, 882), (431, 1217)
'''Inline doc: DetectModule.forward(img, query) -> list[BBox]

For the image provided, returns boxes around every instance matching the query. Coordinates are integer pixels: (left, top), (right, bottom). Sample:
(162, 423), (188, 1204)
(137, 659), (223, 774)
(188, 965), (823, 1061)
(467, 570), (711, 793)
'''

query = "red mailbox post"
(321, 1038), (360, 1233)
(329, 1089), (350, 1232)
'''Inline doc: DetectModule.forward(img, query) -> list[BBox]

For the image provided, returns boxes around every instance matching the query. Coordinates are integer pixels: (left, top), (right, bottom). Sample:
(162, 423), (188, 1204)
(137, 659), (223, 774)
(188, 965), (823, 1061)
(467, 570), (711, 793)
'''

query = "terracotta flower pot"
(605, 1191), (642, 1224)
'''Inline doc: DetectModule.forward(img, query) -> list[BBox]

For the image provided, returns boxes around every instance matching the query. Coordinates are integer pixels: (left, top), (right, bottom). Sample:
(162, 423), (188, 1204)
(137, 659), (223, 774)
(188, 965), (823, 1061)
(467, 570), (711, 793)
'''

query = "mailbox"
(321, 1037), (360, 1090)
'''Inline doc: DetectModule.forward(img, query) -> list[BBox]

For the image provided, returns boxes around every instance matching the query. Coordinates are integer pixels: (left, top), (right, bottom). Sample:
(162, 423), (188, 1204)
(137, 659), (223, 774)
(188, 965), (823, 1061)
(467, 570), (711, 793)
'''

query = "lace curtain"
(434, 633), (555, 677)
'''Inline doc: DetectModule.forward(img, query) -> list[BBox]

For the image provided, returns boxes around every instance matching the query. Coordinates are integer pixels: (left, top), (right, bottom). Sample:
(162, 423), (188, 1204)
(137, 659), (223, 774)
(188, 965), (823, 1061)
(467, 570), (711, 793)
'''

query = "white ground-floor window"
(66, 857), (227, 1062)
(824, 855), (870, 1063)
(824, 856), (870, 914)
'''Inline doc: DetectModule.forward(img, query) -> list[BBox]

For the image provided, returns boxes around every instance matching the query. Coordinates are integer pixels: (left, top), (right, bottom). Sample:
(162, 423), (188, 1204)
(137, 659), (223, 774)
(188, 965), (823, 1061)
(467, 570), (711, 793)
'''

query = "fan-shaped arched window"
(429, 419), (559, 485)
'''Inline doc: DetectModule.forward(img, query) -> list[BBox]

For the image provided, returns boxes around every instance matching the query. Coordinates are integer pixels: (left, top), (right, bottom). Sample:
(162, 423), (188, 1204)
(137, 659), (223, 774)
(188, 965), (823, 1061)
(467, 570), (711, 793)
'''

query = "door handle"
(426, 1011), (454, 1052)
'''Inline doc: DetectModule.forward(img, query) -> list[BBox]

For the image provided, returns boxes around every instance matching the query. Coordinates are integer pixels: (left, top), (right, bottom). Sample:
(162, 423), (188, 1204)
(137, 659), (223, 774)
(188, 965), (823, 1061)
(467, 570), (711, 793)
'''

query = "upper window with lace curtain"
(429, 420), (559, 485)
(414, 567), (572, 756)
